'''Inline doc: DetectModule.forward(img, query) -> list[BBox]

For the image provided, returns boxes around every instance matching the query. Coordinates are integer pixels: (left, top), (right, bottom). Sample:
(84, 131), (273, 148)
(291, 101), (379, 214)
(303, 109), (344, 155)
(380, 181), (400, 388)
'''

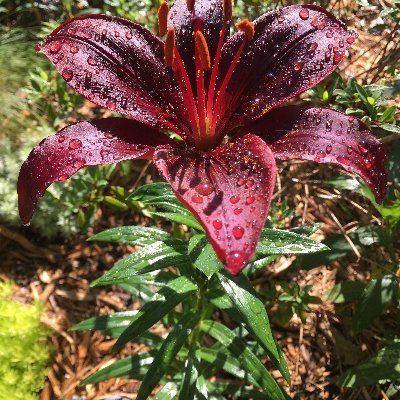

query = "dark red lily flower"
(18, 0), (387, 275)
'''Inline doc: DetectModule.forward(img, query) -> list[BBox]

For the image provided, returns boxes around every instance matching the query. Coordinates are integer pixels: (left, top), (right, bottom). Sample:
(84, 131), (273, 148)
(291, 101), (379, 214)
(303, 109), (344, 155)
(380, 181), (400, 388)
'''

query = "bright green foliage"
(73, 182), (331, 398)
(0, 281), (51, 400)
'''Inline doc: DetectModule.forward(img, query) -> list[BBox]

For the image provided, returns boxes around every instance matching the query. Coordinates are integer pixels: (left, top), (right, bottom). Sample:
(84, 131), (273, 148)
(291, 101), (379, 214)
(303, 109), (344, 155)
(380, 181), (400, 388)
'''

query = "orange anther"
(223, 0), (233, 21)
(236, 19), (255, 40)
(186, 0), (195, 11)
(158, 1), (169, 36)
(164, 28), (175, 66)
(195, 31), (211, 70)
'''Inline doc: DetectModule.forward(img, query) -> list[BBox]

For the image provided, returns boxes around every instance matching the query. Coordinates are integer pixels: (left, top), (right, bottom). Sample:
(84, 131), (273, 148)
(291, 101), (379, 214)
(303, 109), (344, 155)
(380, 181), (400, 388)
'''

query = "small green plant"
(0, 281), (51, 400)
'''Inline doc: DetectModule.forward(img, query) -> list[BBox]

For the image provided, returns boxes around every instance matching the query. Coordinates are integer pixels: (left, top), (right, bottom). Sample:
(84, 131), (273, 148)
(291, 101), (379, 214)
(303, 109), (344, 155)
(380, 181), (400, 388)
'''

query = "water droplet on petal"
(213, 219), (222, 230)
(69, 139), (82, 149)
(299, 8), (309, 20)
(311, 16), (326, 30)
(87, 56), (97, 66)
(246, 196), (255, 205)
(58, 135), (65, 143)
(232, 225), (244, 239)
(234, 207), (243, 215)
(125, 30), (132, 39)
(73, 158), (85, 168)
(347, 36), (356, 44)
(226, 251), (246, 275)
(307, 42), (318, 52)
(106, 100), (116, 109)
(100, 149), (110, 158)
(58, 173), (69, 181)
(237, 177), (246, 186)
(230, 195), (240, 204)
(195, 182), (214, 196)
(245, 179), (254, 188)
(336, 155), (351, 166)
(70, 45), (79, 54)
(333, 52), (344, 63)
(326, 145), (332, 154)
(50, 42), (62, 54)
(278, 15), (285, 23)
(294, 62), (304, 72)
(347, 145), (353, 154)
(47, 155), (55, 162)
(62, 69), (73, 81)
(358, 144), (368, 154)
(191, 194), (203, 204)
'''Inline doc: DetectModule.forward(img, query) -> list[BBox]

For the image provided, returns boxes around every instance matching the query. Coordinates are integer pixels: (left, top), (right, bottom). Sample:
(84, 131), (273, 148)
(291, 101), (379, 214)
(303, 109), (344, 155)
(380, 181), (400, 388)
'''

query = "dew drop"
(191, 194), (203, 204)
(125, 31), (132, 39)
(47, 155), (55, 162)
(294, 62), (304, 72)
(58, 135), (65, 143)
(278, 15), (285, 23)
(346, 36), (356, 44)
(213, 219), (222, 230)
(69, 139), (82, 149)
(307, 42), (318, 52)
(70, 45), (79, 54)
(62, 69), (73, 81)
(299, 8), (309, 20)
(326, 30), (333, 38)
(333, 52), (343, 63)
(230, 195), (240, 204)
(232, 226), (245, 240)
(237, 177), (246, 186)
(195, 182), (214, 196)
(326, 145), (332, 154)
(358, 143), (368, 154)
(234, 207), (243, 215)
(246, 196), (255, 205)
(311, 16), (326, 30)
(226, 251), (246, 275)
(336, 155), (351, 166)
(100, 149), (110, 158)
(106, 100), (116, 109)
(87, 56), (97, 66)
(73, 158), (85, 168)
(347, 145), (353, 154)
(245, 179), (254, 188)
(58, 173), (69, 181)
(50, 42), (62, 54)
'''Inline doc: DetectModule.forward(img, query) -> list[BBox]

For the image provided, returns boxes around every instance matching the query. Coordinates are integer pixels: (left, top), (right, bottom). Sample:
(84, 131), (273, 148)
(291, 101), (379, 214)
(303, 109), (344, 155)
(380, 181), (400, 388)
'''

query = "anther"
(195, 31), (211, 70)
(164, 28), (175, 66)
(186, 0), (195, 12)
(236, 19), (255, 41)
(158, 1), (169, 36)
(223, 0), (233, 21)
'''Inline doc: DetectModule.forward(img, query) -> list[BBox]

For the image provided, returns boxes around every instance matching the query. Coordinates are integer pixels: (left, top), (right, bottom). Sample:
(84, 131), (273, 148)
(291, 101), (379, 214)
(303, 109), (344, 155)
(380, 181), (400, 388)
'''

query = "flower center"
(158, 0), (254, 150)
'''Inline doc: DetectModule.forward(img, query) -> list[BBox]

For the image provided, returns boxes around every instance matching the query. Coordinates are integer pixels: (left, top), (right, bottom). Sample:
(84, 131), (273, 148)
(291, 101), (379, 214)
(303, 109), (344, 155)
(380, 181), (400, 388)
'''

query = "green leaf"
(381, 123), (400, 133)
(200, 320), (289, 399)
(153, 211), (204, 231)
(338, 343), (400, 387)
(88, 226), (178, 246)
(91, 242), (188, 286)
(178, 348), (199, 400)
(323, 281), (366, 303)
(257, 228), (329, 255)
(289, 224), (322, 236)
(102, 196), (129, 211)
(188, 235), (222, 278)
(80, 352), (154, 385)
(114, 276), (198, 350)
(216, 271), (290, 383)
(137, 313), (199, 400)
(352, 275), (397, 334)
(153, 382), (180, 399)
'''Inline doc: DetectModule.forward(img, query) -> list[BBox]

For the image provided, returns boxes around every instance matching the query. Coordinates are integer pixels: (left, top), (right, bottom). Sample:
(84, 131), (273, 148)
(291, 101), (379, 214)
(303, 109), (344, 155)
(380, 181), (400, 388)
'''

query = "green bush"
(0, 281), (51, 400)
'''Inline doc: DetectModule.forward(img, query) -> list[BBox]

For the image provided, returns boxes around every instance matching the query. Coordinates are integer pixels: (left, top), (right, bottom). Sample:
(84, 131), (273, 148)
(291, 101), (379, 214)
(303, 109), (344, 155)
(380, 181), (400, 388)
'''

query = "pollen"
(236, 19), (255, 41)
(158, 1), (169, 36)
(195, 31), (211, 70)
(186, 0), (195, 11)
(223, 0), (233, 21)
(164, 28), (175, 67)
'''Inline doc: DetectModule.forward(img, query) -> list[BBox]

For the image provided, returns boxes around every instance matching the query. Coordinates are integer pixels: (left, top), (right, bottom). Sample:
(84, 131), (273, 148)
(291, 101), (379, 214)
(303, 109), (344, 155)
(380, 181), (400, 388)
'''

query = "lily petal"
(216, 5), (357, 133)
(18, 118), (175, 224)
(240, 106), (387, 203)
(38, 15), (189, 136)
(168, 0), (226, 86)
(154, 134), (276, 275)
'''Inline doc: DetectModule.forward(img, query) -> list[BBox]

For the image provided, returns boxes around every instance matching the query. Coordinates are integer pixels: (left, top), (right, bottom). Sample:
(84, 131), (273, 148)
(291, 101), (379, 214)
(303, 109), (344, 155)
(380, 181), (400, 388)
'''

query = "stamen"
(164, 27), (175, 66)
(186, 0), (195, 12)
(158, 1), (169, 36)
(194, 31), (211, 71)
(236, 19), (255, 40)
(223, 0), (233, 21)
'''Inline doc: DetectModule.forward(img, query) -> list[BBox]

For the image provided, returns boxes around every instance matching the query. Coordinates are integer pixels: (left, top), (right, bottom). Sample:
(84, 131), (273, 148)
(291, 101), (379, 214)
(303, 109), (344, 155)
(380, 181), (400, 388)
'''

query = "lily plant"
(18, 0), (387, 275)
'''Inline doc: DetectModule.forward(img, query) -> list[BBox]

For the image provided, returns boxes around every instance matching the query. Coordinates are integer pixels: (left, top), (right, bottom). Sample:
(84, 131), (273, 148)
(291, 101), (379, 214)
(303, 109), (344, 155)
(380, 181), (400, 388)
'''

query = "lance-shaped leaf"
(242, 106), (387, 202)
(18, 118), (174, 224)
(216, 5), (357, 133)
(154, 134), (277, 275)
(137, 312), (199, 400)
(200, 320), (289, 400)
(38, 15), (189, 134)
(114, 276), (197, 350)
